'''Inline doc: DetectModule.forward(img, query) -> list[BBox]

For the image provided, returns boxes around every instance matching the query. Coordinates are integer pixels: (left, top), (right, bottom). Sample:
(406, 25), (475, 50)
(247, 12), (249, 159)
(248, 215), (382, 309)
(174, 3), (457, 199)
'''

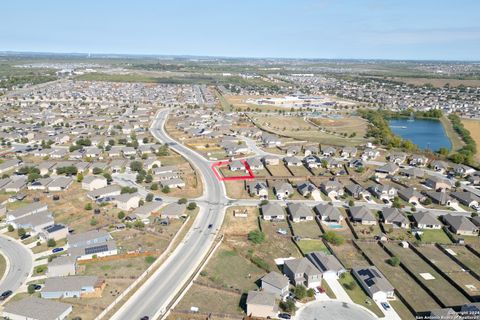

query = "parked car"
(20, 234), (31, 240)
(381, 302), (391, 310)
(140, 317), (149, 320)
(208, 224), (213, 229)
(52, 247), (64, 253)
(278, 313), (291, 319)
(32, 284), (42, 291)
(0, 290), (12, 300)
(154, 197), (162, 202)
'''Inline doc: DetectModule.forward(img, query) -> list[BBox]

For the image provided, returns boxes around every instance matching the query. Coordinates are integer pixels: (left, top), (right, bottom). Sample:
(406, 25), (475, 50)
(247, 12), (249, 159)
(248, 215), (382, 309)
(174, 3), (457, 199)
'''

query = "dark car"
(0, 290), (12, 300)
(32, 284), (42, 291)
(140, 317), (149, 320)
(208, 224), (213, 229)
(20, 234), (31, 240)
(278, 313), (291, 319)
(52, 247), (64, 253)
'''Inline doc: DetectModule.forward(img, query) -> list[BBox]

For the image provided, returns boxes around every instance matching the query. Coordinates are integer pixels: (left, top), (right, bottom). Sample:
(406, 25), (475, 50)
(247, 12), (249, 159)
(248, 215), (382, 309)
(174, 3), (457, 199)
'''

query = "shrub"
(150, 183), (159, 190)
(146, 193), (154, 202)
(279, 300), (297, 313)
(162, 186), (170, 193)
(27, 284), (36, 294)
(248, 230), (265, 244)
(322, 231), (344, 245)
(178, 198), (188, 204)
(249, 255), (270, 272)
(145, 256), (156, 264)
(47, 239), (56, 247)
(90, 218), (98, 226)
(187, 202), (197, 210)
(294, 285), (307, 300)
(387, 256), (401, 267)
(7, 224), (14, 232)
(118, 211), (125, 219)
(306, 288), (315, 298)
(17, 228), (26, 238)
(84, 203), (93, 210)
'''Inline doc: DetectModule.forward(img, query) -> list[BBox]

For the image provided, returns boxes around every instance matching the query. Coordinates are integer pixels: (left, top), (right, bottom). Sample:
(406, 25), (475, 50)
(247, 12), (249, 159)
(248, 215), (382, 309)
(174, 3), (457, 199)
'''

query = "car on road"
(278, 313), (291, 319)
(381, 302), (391, 310)
(382, 199), (390, 204)
(52, 247), (64, 253)
(0, 290), (12, 300)
(154, 197), (162, 202)
(208, 224), (213, 229)
(140, 317), (149, 320)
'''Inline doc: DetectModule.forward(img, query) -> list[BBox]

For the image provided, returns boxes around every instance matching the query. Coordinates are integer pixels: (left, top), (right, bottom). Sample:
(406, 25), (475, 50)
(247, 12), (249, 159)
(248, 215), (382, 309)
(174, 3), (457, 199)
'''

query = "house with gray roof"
(6, 202), (48, 222)
(375, 163), (399, 178)
(287, 203), (314, 222)
(349, 206), (377, 225)
(297, 181), (320, 198)
(41, 276), (103, 299)
(261, 271), (290, 298)
(425, 176), (453, 191)
(412, 211), (442, 229)
(161, 203), (186, 219)
(247, 180), (268, 198)
(133, 201), (163, 219)
(345, 183), (370, 200)
(283, 257), (322, 288)
(246, 291), (278, 318)
(450, 191), (480, 208)
(442, 214), (479, 236)
(425, 191), (456, 206)
(352, 266), (394, 301)
(47, 256), (77, 277)
(314, 204), (343, 223)
(3, 297), (72, 320)
(87, 185), (121, 200)
(47, 176), (74, 192)
(306, 251), (345, 279)
(272, 181), (294, 200)
(397, 187), (425, 204)
(381, 208), (409, 229)
(261, 203), (285, 221)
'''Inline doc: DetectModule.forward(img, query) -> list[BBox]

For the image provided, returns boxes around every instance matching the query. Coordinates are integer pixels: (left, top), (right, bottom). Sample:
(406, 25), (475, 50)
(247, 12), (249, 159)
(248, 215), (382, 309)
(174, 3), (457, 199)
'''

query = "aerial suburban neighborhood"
(1, 2), (480, 320)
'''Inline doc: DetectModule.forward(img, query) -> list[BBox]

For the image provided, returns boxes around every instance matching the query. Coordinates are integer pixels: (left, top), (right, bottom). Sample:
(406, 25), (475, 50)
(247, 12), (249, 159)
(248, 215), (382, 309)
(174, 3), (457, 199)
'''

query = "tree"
(133, 220), (145, 229)
(92, 167), (103, 175)
(47, 238), (56, 247)
(118, 211), (125, 220)
(84, 203), (93, 210)
(392, 197), (402, 209)
(279, 300), (297, 313)
(322, 231), (344, 245)
(7, 224), (14, 232)
(306, 288), (315, 298)
(90, 217), (98, 226)
(387, 256), (401, 267)
(27, 284), (36, 294)
(260, 199), (269, 206)
(145, 256), (155, 264)
(146, 193), (154, 202)
(162, 186), (170, 193)
(248, 230), (265, 244)
(103, 172), (112, 183)
(294, 285), (307, 300)
(77, 172), (84, 182)
(17, 228), (26, 238)
(130, 161), (143, 172)
(348, 200), (355, 207)
(178, 198), (188, 204)
(187, 202), (197, 210)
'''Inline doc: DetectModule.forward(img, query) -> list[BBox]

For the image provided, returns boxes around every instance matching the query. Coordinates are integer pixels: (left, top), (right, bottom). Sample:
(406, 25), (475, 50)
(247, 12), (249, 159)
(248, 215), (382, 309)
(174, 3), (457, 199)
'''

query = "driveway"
(295, 300), (377, 320)
(324, 277), (352, 303)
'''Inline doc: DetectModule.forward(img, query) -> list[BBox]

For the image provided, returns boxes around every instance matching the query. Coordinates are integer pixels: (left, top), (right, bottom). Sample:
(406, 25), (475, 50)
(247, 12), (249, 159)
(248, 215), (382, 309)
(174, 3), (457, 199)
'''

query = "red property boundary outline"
(211, 159), (255, 181)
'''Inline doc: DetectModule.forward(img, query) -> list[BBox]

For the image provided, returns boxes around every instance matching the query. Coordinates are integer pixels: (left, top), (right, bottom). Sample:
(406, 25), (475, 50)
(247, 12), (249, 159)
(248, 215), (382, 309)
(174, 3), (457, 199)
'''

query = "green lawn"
(338, 272), (384, 317)
(419, 229), (452, 244)
(297, 239), (329, 254)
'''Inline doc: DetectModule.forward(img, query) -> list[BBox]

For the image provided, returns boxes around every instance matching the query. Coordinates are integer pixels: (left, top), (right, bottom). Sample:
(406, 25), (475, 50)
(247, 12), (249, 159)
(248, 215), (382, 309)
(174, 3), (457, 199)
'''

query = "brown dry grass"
(462, 119), (480, 161)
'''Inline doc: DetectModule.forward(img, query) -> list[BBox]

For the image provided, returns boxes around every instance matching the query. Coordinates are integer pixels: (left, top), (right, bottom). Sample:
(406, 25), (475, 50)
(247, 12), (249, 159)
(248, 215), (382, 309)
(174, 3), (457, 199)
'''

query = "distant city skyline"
(2, 0), (480, 61)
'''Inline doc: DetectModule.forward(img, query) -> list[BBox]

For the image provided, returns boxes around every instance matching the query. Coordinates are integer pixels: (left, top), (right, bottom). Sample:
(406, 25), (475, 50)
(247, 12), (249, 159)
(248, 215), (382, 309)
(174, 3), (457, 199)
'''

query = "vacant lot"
(419, 229), (452, 244)
(415, 245), (480, 298)
(330, 240), (370, 269)
(223, 180), (250, 199)
(357, 241), (440, 313)
(461, 119), (480, 161)
(309, 116), (368, 137)
(0, 254), (5, 281)
(385, 243), (469, 307)
(443, 245), (480, 276)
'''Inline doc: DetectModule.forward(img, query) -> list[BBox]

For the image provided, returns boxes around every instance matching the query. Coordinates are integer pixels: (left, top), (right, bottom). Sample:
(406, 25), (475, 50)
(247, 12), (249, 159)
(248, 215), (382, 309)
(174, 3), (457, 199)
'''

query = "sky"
(2, 0), (480, 60)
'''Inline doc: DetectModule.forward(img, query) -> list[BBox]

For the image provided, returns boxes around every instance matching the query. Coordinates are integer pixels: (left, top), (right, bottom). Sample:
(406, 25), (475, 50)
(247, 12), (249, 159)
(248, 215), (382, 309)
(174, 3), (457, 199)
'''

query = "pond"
(389, 118), (452, 151)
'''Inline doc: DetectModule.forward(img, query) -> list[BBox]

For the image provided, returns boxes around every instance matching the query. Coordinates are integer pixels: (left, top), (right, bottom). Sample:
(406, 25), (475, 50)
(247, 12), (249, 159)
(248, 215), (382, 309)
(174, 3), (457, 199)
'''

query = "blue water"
(389, 118), (452, 151)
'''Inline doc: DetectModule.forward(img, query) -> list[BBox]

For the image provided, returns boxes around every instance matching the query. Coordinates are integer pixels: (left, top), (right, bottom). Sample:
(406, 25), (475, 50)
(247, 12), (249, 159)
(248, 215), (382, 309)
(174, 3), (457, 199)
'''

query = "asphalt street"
(111, 109), (228, 320)
(0, 235), (33, 298)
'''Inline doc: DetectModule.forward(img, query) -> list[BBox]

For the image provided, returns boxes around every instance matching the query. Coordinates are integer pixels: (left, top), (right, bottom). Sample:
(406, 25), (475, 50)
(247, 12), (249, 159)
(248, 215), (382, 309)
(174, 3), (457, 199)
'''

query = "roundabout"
(295, 300), (378, 320)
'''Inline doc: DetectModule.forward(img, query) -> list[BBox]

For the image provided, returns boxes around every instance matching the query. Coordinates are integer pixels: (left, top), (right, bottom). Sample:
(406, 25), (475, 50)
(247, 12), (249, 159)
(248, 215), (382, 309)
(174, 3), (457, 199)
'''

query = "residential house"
(47, 256), (77, 277)
(352, 266), (394, 301)
(314, 204), (343, 223)
(297, 181), (320, 198)
(133, 201), (163, 219)
(272, 181), (294, 200)
(47, 177), (73, 192)
(229, 160), (246, 172)
(369, 184), (396, 201)
(261, 271), (290, 298)
(409, 154), (429, 167)
(442, 214), (479, 236)
(412, 211), (442, 229)
(246, 158), (264, 171)
(349, 206), (377, 225)
(306, 251), (346, 279)
(283, 156), (302, 167)
(82, 175), (108, 191)
(381, 208), (410, 229)
(388, 152), (407, 164)
(375, 163), (399, 178)
(450, 191), (480, 208)
(283, 257), (322, 288)
(262, 155), (280, 166)
(431, 160), (449, 173)
(2, 297), (72, 320)
(40, 224), (69, 241)
(341, 146), (357, 158)
(320, 180), (344, 199)
(261, 203), (285, 221)
(247, 180), (269, 199)
(246, 291), (278, 318)
(345, 184), (370, 200)
(161, 203), (186, 219)
(425, 176), (453, 191)
(87, 185), (121, 200)
(425, 191), (456, 206)
(287, 203), (314, 222)
(112, 193), (141, 211)
(41, 276), (104, 299)
(397, 188), (425, 204)
(6, 202), (48, 222)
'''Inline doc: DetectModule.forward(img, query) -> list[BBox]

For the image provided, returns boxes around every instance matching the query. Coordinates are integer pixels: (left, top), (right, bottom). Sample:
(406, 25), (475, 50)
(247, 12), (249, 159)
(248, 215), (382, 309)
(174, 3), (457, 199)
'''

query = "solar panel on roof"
(365, 279), (375, 287)
(84, 244), (109, 255)
(46, 224), (65, 233)
(371, 269), (381, 277)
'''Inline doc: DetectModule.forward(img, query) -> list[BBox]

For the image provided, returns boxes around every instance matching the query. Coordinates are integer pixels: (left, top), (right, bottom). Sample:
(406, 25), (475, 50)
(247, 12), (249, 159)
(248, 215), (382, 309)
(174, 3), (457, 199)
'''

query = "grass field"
(290, 221), (323, 239)
(443, 245), (480, 276)
(461, 119), (480, 161)
(338, 272), (384, 317)
(330, 240), (370, 269)
(385, 243), (469, 307)
(297, 239), (329, 254)
(390, 77), (480, 88)
(419, 229), (452, 244)
(415, 245), (480, 298)
(440, 116), (465, 152)
(357, 241), (440, 313)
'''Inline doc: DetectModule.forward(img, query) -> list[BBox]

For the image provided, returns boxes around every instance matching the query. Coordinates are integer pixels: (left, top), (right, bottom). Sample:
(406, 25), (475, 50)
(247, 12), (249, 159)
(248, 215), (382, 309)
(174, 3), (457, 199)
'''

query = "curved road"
(111, 109), (228, 320)
(0, 235), (33, 297)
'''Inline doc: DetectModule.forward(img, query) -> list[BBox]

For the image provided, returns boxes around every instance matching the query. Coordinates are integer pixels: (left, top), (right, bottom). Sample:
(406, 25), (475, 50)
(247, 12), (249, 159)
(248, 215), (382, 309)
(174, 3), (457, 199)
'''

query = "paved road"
(0, 235), (33, 298)
(111, 109), (228, 320)
(295, 300), (377, 320)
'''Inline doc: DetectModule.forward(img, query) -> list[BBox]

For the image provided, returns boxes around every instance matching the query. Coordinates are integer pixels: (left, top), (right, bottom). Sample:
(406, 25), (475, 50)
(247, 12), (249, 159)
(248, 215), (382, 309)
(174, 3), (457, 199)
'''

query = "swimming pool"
(325, 223), (343, 229)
